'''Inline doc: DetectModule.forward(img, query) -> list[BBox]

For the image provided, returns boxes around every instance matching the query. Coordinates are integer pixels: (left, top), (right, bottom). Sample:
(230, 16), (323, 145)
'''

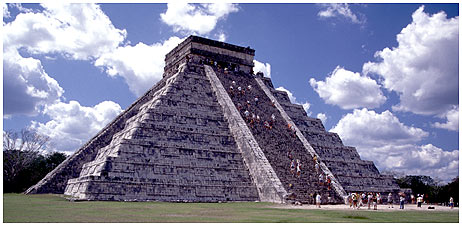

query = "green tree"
(18, 152), (68, 192)
(3, 129), (68, 193)
(3, 129), (49, 192)
(397, 175), (459, 204)
(436, 177), (459, 206)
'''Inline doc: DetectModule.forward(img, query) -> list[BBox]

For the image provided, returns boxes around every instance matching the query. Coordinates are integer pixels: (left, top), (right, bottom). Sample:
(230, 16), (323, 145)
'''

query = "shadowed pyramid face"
(27, 36), (400, 203)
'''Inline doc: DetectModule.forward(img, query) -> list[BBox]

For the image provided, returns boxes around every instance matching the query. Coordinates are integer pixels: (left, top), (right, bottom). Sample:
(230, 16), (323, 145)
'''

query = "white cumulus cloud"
(4, 3), (126, 60)
(310, 66), (386, 110)
(95, 36), (184, 96)
(433, 105), (459, 131)
(370, 144), (458, 183)
(31, 100), (123, 153)
(363, 6), (459, 117)
(253, 60), (271, 78)
(160, 2), (238, 35)
(276, 86), (311, 116)
(330, 108), (458, 182)
(3, 3), (126, 116)
(331, 108), (428, 147)
(3, 49), (64, 116)
(318, 3), (365, 24)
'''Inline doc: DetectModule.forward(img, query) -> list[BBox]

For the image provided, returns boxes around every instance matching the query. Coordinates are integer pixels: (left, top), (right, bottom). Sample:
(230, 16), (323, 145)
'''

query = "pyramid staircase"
(211, 67), (344, 204)
(26, 35), (399, 203)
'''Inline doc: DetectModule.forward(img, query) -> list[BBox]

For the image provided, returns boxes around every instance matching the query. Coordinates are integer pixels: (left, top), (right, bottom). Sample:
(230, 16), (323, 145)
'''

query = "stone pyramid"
(26, 36), (399, 203)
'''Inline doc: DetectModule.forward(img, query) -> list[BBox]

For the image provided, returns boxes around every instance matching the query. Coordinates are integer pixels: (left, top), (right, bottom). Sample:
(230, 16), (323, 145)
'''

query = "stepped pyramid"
(26, 36), (399, 203)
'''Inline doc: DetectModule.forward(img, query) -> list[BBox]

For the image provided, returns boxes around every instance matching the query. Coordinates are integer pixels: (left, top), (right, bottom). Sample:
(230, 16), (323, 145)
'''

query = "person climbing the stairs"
(290, 159), (296, 177)
(296, 159), (301, 178)
(319, 173), (324, 185)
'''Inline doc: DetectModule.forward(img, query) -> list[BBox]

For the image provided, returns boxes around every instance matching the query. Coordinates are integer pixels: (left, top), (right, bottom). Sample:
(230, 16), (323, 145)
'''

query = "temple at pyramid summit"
(26, 36), (399, 203)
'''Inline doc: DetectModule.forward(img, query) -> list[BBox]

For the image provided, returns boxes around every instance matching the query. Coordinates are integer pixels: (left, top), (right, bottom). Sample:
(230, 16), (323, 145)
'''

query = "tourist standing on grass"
(348, 193), (353, 208)
(372, 194), (378, 210)
(367, 193), (372, 209)
(361, 193), (366, 208)
(388, 193), (393, 208)
(399, 195), (405, 209)
(357, 193), (363, 209)
(352, 193), (358, 209)
(417, 195), (423, 208)
(316, 193), (321, 208)
(449, 197), (454, 209)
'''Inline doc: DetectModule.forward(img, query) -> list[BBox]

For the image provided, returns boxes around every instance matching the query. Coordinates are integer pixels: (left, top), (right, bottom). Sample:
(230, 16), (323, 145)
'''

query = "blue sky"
(2, 3), (459, 183)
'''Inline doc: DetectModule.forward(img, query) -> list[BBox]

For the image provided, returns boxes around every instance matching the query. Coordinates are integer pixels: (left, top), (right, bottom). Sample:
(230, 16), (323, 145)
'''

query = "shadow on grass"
(343, 215), (369, 220)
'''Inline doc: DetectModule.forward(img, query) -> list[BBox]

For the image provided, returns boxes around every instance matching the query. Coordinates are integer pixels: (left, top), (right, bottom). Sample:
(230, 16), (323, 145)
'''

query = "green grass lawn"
(3, 193), (459, 223)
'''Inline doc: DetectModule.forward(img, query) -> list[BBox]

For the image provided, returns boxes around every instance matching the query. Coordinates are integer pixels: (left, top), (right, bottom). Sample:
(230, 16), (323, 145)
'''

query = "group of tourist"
(345, 193), (456, 210)
(229, 80), (279, 132)
(347, 192), (408, 210)
(346, 192), (399, 210)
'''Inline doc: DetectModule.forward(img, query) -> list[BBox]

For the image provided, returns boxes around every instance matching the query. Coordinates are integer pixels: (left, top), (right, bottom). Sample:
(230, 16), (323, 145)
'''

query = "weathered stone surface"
(210, 66), (345, 204)
(204, 65), (287, 203)
(255, 77), (347, 201)
(27, 35), (399, 203)
(25, 70), (178, 195)
(64, 66), (259, 202)
(266, 78), (400, 196)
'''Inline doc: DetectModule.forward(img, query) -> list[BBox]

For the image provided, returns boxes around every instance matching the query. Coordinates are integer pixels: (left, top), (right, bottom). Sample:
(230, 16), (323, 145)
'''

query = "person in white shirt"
(316, 193), (322, 208)
(388, 193), (393, 208)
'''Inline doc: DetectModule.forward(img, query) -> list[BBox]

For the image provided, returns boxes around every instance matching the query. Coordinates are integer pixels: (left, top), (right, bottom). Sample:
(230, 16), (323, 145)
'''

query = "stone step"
(63, 68), (261, 202)
(214, 68), (343, 203)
